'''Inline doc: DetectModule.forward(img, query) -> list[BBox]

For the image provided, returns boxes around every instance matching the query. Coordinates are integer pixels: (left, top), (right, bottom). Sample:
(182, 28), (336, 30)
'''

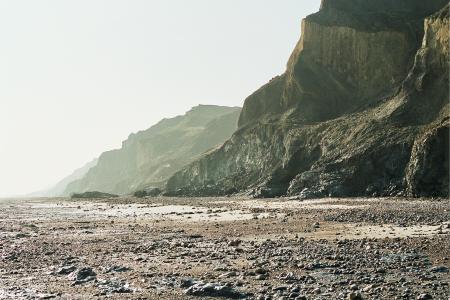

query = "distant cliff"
(64, 105), (241, 195)
(29, 158), (98, 197)
(166, 0), (449, 198)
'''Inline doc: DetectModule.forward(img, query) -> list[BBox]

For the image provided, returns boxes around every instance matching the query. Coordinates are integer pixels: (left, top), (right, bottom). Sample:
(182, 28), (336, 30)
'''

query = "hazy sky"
(0, 0), (320, 197)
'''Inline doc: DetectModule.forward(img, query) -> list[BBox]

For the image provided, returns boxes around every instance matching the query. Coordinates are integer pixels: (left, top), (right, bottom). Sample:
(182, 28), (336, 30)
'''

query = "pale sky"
(0, 0), (320, 197)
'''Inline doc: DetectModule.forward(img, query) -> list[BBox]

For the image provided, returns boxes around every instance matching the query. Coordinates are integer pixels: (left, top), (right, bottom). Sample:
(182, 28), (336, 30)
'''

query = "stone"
(429, 266), (449, 273)
(67, 267), (97, 284)
(180, 278), (196, 288)
(256, 274), (267, 280)
(184, 282), (246, 299)
(228, 240), (242, 247)
(255, 268), (268, 274)
(219, 271), (237, 278)
(37, 294), (57, 300)
(96, 279), (133, 294)
(349, 284), (359, 291)
(348, 292), (363, 300)
(105, 266), (132, 273)
(56, 266), (76, 275)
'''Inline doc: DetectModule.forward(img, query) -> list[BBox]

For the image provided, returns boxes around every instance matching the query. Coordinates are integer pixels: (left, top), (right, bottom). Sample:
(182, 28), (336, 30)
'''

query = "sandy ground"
(0, 197), (449, 299)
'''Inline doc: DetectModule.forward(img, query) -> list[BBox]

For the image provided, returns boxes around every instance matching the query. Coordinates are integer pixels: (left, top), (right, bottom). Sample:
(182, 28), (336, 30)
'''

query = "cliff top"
(309, 0), (448, 32)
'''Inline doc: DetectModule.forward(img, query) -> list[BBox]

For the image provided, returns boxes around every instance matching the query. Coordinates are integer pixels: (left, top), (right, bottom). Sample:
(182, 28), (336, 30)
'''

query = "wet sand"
(0, 197), (449, 299)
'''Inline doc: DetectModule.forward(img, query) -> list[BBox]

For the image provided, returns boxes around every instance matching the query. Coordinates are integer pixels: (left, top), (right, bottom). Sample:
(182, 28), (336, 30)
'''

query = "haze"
(0, 0), (320, 197)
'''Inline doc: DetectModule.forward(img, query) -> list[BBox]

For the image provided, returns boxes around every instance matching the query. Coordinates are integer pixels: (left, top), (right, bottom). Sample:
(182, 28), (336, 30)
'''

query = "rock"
(70, 191), (118, 199)
(348, 292), (363, 300)
(14, 233), (30, 239)
(67, 267), (97, 284)
(180, 278), (196, 288)
(184, 282), (246, 299)
(278, 272), (296, 281)
(362, 284), (375, 292)
(56, 265), (76, 275)
(134, 188), (162, 198)
(299, 188), (324, 200)
(146, 187), (163, 197)
(37, 294), (57, 299)
(255, 274), (267, 280)
(250, 186), (285, 198)
(429, 266), (449, 273)
(228, 240), (242, 247)
(133, 190), (148, 198)
(255, 268), (267, 274)
(219, 271), (237, 278)
(105, 266), (132, 273)
(96, 279), (133, 294)
(417, 293), (433, 300)
(406, 121), (450, 197)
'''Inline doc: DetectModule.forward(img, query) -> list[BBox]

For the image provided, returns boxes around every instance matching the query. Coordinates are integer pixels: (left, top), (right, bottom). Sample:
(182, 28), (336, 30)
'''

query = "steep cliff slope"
(65, 105), (241, 195)
(166, 0), (449, 198)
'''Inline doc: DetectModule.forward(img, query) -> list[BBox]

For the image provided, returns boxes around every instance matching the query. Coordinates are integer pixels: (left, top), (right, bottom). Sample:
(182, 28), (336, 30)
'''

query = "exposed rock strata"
(166, 1), (449, 198)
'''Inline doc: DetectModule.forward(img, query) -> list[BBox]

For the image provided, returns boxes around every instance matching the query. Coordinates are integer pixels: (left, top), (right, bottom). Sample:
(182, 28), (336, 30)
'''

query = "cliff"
(166, 0), (449, 198)
(27, 158), (98, 197)
(64, 105), (241, 195)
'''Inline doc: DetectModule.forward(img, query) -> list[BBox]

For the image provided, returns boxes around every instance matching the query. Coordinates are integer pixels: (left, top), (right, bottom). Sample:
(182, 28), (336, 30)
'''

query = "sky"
(0, 0), (321, 197)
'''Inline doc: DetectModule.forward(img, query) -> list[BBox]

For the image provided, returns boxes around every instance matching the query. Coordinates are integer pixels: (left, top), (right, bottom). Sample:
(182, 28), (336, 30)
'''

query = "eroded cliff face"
(405, 7), (450, 197)
(64, 105), (241, 196)
(166, 0), (449, 198)
(406, 120), (449, 197)
(239, 0), (447, 126)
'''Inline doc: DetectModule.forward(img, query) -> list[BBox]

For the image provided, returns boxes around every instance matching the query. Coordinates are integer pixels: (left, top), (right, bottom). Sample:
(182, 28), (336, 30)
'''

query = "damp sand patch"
(7, 201), (280, 223)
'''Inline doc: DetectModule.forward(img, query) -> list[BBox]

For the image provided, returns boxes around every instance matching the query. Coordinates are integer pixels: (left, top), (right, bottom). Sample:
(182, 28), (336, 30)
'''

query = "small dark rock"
(429, 266), (449, 273)
(348, 292), (363, 300)
(68, 267), (97, 284)
(56, 265), (76, 275)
